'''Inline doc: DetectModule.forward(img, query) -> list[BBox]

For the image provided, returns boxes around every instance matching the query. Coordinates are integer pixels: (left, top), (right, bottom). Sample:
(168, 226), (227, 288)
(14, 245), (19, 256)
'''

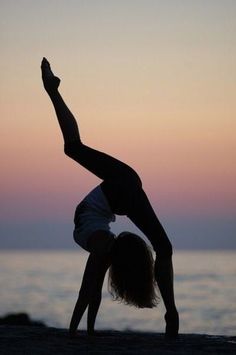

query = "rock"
(0, 326), (235, 354)
(0, 313), (46, 327)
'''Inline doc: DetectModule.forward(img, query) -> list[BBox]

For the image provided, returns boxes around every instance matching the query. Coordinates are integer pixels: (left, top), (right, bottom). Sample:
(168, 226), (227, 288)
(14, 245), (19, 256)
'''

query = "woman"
(41, 58), (179, 338)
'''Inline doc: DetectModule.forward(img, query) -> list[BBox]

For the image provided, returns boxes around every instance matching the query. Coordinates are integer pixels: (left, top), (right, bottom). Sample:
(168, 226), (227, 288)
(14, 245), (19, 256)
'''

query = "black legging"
(64, 139), (173, 258)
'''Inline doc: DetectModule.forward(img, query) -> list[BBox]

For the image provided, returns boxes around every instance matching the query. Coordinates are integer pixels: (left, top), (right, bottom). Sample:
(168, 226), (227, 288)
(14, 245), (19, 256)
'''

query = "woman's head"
(108, 232), (159, 308)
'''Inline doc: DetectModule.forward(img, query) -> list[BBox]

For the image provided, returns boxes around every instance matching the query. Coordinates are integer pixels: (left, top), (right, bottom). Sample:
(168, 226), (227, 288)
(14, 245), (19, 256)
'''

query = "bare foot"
(41, 57), (60, 93)
(165, 310), (179, 339)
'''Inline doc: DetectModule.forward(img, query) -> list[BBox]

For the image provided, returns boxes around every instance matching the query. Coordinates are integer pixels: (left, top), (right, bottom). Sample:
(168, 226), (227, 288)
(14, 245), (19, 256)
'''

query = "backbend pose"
(41, 58), (179, 338)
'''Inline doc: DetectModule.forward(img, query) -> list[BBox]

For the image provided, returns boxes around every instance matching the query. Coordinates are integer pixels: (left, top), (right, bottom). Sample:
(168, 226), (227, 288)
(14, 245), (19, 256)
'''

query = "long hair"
(108, 232), (159, 308)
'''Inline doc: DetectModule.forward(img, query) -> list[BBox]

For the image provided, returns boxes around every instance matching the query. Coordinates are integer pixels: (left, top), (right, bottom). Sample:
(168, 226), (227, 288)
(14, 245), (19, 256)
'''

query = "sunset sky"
(1, 0), (235, 249)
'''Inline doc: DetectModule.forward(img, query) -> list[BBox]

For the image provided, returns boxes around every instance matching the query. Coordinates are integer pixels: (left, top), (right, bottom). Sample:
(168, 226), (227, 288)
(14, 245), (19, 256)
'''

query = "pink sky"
(1, 1), (235, 248)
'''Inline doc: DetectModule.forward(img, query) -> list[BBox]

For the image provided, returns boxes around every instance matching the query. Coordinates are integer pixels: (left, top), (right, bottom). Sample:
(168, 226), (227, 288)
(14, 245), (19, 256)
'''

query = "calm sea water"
(0, 251), (235, 335)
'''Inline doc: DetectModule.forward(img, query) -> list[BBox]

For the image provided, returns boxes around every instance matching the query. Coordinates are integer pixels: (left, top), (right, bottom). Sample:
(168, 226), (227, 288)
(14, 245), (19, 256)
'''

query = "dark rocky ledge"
(0, 325), (235, 354)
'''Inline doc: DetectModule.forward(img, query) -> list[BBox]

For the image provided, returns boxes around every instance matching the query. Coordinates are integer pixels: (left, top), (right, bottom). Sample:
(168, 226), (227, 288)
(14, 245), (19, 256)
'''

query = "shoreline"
(1, 326), (235, 354)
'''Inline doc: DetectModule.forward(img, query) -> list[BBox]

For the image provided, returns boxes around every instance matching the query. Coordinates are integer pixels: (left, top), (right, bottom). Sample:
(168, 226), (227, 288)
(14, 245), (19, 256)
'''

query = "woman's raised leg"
(41, 58), (80, 143)
(41, 58), (139, 183)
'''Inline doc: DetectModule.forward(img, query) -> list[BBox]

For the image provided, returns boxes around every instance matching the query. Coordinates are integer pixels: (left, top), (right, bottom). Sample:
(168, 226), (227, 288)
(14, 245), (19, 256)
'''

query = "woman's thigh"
(65, 140), (141, 183)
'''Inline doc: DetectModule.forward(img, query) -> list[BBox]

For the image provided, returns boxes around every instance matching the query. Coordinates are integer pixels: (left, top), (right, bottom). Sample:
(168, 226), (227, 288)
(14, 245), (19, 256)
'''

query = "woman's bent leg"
(64, 140), (141, 183)
(41, 59), (80, 143)
(42, 59), (141, 183)
(48, 90), (80, 143)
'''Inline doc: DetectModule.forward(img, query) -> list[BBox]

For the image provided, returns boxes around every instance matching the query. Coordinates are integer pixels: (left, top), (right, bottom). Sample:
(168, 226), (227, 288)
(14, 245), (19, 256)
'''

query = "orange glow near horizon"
(1, 1), (236, 228)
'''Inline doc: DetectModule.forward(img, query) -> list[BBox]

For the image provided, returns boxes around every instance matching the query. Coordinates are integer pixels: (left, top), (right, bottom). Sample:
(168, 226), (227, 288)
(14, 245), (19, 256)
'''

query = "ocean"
(0, 250), (235, 335)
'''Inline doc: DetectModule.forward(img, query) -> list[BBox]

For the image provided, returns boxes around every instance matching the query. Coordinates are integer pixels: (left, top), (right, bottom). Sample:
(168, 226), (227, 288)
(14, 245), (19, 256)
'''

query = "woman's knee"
(64, 139), (83, 158)
(124, 167), (142, 188)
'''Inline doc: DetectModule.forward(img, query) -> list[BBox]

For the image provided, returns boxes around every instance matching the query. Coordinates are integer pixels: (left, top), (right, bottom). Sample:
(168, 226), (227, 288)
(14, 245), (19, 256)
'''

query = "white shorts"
(73, 186), (116, 252)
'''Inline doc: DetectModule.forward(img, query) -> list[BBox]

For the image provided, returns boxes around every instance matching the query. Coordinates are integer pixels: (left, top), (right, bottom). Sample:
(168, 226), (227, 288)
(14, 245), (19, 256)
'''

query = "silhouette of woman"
(41, 58), (179, 338)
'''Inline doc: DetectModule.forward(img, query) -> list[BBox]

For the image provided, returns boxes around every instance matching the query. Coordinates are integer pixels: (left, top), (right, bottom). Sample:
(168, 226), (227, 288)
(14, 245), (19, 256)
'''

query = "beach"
(1, 325), (235, 354)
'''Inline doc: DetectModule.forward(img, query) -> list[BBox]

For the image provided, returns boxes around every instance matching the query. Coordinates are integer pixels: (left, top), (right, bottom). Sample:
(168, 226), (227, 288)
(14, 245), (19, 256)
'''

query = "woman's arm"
(69, 292), (89, 337)
(87, 291), (102, 335)
(69, 252), (110, 336)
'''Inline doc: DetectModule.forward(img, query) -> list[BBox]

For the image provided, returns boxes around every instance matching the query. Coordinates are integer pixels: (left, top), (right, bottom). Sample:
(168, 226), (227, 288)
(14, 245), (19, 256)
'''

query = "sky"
(0, 0), (235, 249)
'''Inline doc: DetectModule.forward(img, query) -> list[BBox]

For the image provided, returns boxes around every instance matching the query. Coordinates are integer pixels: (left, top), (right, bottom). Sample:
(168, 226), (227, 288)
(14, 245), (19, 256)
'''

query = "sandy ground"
(0, 326), (235, 354)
